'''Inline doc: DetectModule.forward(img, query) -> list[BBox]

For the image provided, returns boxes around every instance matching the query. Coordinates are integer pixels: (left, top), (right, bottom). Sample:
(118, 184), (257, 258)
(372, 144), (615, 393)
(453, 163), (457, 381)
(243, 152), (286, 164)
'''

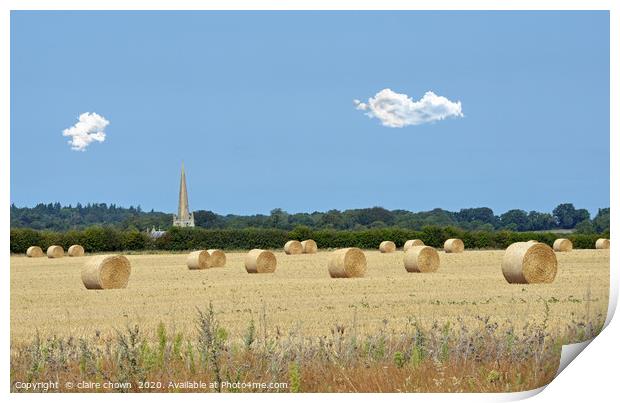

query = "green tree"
(574, 209), (590, 225)
(500, 209), (528, 231)
(351, 207), (395, 227)
(320, 209), (346, 230)
(592, 208), (610, 232)
(527, 211), (556, 231)
(479, 223), (494, 232)
(553, 203), (577, 228)
(455, 207), (497, 227)
(270, 208), (290, 229)
(574, 220), (595, 234)
(194, 210), (222, 228)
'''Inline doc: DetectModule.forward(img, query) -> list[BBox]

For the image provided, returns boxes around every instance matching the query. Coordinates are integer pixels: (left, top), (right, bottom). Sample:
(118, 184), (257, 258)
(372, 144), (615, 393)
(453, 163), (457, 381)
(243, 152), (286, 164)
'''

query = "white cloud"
(62, 112), (109, 151)
(354, 89), (463, 128)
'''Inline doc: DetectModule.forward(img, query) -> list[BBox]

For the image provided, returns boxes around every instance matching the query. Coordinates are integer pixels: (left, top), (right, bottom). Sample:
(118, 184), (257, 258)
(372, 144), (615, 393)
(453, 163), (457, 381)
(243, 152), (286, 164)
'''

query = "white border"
(1, 0), (617, 11)
(2, 1), (616, 402)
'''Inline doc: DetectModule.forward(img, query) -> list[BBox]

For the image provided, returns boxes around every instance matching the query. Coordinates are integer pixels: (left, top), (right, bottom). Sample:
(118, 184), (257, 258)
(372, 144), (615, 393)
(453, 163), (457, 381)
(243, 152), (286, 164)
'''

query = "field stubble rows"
(10, 249), (609, 343)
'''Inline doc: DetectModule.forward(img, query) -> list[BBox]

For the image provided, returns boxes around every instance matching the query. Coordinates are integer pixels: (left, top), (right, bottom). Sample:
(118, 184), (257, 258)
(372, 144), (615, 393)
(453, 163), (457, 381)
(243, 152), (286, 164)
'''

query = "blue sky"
(10, 11), (609, 216)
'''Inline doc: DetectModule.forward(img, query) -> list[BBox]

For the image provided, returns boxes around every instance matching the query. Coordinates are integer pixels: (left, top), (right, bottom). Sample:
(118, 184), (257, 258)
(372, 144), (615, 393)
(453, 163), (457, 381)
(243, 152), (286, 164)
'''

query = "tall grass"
(10, 305), (603, 393)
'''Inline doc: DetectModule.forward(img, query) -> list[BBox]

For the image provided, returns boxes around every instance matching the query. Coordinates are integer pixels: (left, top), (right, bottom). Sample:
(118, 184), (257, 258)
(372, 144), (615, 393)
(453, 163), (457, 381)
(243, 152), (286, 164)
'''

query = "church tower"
(172, 163), (195, 227)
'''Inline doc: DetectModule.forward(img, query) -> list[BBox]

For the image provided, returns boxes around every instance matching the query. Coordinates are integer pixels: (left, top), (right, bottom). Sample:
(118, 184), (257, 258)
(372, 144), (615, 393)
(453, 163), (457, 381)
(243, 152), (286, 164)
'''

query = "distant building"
(173, 163), (195, 227)
(147, 226), (166, 239)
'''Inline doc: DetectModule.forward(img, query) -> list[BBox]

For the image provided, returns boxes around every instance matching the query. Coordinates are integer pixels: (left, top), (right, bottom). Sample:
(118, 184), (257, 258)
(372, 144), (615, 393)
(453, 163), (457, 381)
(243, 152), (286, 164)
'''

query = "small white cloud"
(353, 99), (368, 111)
(354, 89), (463, 128)
(62, 112), (109, 151)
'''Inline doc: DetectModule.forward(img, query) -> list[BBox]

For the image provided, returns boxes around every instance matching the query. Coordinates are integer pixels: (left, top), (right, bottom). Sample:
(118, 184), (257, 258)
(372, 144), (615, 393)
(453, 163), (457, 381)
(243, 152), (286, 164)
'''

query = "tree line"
(10, 202), (609, 234)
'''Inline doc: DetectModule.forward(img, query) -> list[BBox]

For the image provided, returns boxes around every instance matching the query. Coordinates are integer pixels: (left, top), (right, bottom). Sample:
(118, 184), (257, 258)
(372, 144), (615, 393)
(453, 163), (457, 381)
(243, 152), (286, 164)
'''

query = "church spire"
(173, 162), (195, 227)
(178, 162), (190, 220)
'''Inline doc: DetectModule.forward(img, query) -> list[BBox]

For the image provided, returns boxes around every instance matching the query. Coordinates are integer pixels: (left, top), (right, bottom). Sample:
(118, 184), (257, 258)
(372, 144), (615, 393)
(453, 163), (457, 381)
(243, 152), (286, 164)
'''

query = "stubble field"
(10, 249), (609, 344)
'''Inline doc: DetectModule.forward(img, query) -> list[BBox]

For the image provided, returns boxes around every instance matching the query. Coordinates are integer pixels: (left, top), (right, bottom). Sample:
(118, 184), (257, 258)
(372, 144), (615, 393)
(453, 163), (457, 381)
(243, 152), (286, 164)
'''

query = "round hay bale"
(81, 255), (131, 289)
(328, 248), (366, 278)
(403, 239), (425, 251)
(526, 240), (539, 244)
(595, 238), (610, 249)
(26, 246), (44, 258)
(68, 244), (85, 257)
(187, 250), (212, 270)
(501, 242), (557, 284)
(379, 241), (396, 253)
(404, 245), (439, 273)
(245, 249), (277, 273)
(444, 238), (464, 253)
(553, 238), (573, 252)
(207, 249), (226, 267)
(301, 239), (318, 254)
(46, 245), (64, 258)
(284, 240), (303, 255)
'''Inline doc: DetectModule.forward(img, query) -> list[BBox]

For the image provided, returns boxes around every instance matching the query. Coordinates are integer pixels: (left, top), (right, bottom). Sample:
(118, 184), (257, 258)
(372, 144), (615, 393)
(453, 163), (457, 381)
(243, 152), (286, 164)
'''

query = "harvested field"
(10, 249), (609, 343)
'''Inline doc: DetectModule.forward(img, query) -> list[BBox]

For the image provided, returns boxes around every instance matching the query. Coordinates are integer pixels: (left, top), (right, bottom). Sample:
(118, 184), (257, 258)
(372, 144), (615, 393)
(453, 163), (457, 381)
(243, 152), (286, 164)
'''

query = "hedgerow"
(10, 226), (608, 254)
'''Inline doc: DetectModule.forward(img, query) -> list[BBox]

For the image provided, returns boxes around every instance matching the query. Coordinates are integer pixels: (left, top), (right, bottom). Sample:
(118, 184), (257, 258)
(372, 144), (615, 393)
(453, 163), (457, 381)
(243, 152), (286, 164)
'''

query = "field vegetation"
(11, 304), (602, 392)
